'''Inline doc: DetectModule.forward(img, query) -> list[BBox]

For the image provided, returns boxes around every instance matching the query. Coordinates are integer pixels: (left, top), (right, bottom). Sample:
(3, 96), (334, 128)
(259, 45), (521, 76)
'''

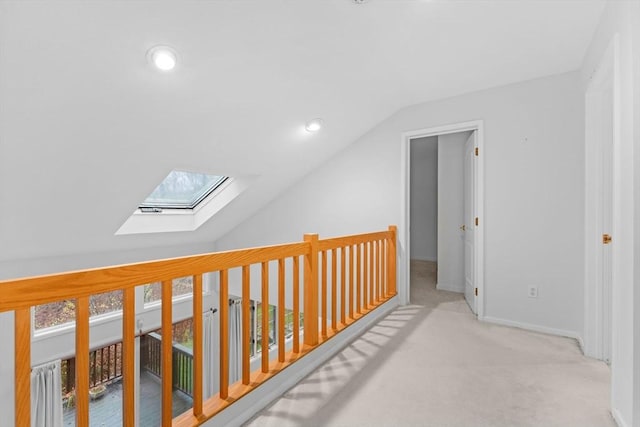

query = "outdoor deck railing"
(142, 332), (195, 397)
(172, 342), (194, 397)
(61, 341), (124, 395)
(1, 226), (397, 427)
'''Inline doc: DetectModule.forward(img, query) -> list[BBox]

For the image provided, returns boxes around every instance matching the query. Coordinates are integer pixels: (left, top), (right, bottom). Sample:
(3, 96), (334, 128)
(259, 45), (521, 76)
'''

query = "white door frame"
(584, 34), (620, 361)
(400, 120), (485, 319)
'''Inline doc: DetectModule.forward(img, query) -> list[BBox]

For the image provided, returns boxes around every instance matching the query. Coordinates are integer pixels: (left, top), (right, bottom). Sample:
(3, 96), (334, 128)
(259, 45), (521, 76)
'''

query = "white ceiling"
(0, 0), (605, 262)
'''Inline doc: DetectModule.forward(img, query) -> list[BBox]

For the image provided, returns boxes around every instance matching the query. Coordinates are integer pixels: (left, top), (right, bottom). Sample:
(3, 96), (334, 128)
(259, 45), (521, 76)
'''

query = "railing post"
(192, 274), (204, 418)
(242, 266), (251, 383)
(161, 280), (173, 426)
(15, 309), (30, 427)
(220, 270), (229, 398)
(304, 233), (319, 346)
(387, 225), (397, 296)
(122, 287), (136, 427)
(76, 296), (90, 427)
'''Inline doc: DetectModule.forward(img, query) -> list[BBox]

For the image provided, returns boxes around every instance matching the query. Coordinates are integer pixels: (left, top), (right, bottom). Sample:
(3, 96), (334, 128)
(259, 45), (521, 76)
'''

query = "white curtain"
(228, 299), (242, 384)
(203, 310), (216, 398)
(31, 359), (63, 427)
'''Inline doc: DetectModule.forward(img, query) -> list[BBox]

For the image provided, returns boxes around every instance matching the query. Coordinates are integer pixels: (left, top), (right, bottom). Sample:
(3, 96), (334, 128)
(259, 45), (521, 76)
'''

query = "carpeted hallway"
(245, 260), (615, 427)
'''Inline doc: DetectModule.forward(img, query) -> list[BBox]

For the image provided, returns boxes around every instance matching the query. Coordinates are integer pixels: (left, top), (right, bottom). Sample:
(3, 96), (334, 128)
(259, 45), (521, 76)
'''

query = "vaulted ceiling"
(0, 0), (605, 263)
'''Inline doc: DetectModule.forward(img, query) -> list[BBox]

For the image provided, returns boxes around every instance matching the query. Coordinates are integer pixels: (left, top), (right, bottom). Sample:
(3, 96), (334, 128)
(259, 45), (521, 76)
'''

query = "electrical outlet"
(528, 286), (538, 298)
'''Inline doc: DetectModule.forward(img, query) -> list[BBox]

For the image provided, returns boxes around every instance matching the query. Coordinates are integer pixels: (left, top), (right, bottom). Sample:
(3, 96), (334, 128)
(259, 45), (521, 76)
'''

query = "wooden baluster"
(68, 358), (76, 395)
(292, 256), (300, 353)
(321, 250), (327, 338)
(242, 266), (251, 384)
(388, 225), (397, 295)
(112, 345), (115, 379)
(89, 351), (94, 388)
(377, 240), (383, 301)
(76, 296), (90, 427)
(219, 270), (229, 398)
(261, 262), (269, 372)
(192, 274), (203, 418)
(304, 234), (319, 346)
(331, 249), (337, 331)
(123, 287), (136, 427)
(278, 258), (285, 362)
(370, 241), (375, 305)
(356, 244), (361, 314)
(340, 247), (346, 325)
(161, 280), (173, 426)
(363, 242), (369, 310)
(348, 245), (354, 320)
(370, 241), (375, 304)
(383, 239), (388, 297)
(14, 308), (30, 427)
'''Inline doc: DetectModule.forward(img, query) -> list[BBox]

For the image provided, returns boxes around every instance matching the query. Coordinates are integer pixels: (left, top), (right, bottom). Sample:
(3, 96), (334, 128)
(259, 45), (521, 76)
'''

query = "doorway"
(409, 131), (475, 313)
(401, 121), (484, 318)
(584, 35), (619, 364)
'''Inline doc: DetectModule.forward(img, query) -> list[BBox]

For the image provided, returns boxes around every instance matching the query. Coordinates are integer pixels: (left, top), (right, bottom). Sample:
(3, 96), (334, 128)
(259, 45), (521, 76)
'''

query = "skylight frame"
(138, 172), (229, 211)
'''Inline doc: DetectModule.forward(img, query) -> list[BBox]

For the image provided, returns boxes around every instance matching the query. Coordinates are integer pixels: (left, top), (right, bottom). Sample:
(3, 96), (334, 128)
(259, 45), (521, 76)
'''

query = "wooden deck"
(62, 371), (193, 426)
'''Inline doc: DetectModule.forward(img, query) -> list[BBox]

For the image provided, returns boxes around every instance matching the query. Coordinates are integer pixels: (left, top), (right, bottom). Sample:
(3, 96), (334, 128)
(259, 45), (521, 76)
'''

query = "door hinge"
(603, 234), (612, 245)
(475, 147), (479, 156)
(475, 287), (478, 296)
(475, 217), (479, 226)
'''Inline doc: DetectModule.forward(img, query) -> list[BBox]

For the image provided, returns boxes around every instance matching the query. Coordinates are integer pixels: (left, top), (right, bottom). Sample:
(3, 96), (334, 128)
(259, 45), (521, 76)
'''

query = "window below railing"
(144, 276), (194, 306)
(34, 290), (124, 331)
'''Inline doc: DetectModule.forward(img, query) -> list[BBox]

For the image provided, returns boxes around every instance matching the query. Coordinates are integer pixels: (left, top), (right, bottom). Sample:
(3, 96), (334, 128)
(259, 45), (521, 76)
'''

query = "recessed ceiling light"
(148, 45), (177, 71)
(305, 118), (324, 132)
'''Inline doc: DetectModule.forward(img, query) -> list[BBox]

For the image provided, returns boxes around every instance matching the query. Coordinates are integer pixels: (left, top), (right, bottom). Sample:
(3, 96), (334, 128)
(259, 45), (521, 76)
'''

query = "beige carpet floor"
(244, 260), (615, 427)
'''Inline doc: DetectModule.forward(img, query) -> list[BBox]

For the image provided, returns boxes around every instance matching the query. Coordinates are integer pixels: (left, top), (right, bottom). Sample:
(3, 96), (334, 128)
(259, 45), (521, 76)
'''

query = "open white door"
(584, 35), (617, 363)
(601, 106), (613, 365)
(463, 131), (476, 314)
(597, 65), (614, 365)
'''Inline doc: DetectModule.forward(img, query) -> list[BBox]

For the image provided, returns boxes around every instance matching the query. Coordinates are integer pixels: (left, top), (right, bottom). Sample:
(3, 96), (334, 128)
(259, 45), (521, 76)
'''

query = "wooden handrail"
(0, 242), (310, 312)
(4, 226), (397, 427)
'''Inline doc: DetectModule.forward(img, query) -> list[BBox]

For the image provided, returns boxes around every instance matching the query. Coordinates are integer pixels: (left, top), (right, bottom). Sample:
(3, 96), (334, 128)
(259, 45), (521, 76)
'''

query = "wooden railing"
(1, 226), (397, 427)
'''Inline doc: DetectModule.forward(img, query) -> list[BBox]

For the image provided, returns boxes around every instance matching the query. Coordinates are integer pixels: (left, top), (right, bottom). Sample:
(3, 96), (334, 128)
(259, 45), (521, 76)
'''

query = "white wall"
(410, 136), (438, 261)
(217, 70), (585, 342)
(436, 133), (467, 292)
(580, 1), (640, 426)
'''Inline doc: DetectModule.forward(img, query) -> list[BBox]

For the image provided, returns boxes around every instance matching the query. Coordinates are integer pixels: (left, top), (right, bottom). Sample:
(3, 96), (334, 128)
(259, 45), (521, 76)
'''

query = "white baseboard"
(436, 282), (464, 293)
(482, 316), (581, 342)
(411, 256), (437, 262)
(204, 296), (400, 427)
(611, 408), (629, 427)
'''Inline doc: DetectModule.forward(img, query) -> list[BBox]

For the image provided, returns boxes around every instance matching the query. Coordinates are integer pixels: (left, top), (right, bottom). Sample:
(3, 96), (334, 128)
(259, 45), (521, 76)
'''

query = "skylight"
(140, 170), (228, 210)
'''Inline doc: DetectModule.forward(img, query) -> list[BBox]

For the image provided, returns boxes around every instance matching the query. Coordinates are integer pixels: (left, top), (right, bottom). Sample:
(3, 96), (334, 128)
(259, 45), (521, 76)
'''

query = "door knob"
(460, 225), (466, 231)
(603, 234), (612, 244)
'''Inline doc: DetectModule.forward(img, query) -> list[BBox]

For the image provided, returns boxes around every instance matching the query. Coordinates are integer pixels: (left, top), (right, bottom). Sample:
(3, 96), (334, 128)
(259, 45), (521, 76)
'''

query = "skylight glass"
(140, 170), (228, 209)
